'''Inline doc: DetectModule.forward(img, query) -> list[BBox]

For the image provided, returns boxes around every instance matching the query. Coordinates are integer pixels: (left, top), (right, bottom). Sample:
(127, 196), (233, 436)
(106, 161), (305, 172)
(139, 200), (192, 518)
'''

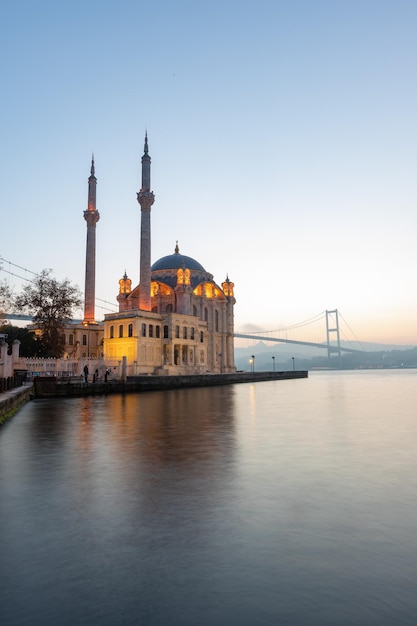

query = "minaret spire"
(87, 153), (97, 212)
(83, 156), (100, 324)
(137, 132), (155, 311)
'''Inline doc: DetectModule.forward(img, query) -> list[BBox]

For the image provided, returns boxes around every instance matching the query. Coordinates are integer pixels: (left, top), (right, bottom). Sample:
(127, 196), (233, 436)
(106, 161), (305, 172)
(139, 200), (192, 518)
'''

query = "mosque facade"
(68, 136), (236, 375)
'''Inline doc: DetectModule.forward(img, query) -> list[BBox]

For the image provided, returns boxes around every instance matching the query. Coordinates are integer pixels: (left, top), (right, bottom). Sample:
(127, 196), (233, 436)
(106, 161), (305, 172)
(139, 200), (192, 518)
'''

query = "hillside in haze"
(235, 341), (417, 371)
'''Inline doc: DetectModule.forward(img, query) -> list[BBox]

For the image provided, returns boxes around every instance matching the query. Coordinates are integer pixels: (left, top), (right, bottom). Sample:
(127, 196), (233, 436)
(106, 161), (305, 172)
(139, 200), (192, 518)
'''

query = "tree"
(0, 279), (13, 320)
(0, 324), (41, 356)
(14, 270), (82, 357)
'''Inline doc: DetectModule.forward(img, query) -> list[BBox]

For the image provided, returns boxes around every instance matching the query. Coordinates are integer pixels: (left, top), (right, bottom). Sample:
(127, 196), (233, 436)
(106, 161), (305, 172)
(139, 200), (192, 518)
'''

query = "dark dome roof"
(152, 252), (206, 272)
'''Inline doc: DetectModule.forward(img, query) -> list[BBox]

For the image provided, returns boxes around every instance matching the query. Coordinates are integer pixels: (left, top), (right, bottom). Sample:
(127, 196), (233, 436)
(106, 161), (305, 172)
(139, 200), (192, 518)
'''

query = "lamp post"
(292, 357), (295, 371)
(272, 356), (275, 372)
(251, 355), (255, 372)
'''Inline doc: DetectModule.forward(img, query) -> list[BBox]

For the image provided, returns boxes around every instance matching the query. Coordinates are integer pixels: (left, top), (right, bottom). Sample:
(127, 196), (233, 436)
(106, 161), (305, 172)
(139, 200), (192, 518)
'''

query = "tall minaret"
(83, 155), (100, 323)
(137, 133), (155, 311)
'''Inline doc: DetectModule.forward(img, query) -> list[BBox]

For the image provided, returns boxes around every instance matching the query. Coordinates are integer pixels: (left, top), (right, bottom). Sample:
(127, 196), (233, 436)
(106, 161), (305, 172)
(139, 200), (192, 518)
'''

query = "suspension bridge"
(235, 309), (367, 358)
(2, 256), (367, 357)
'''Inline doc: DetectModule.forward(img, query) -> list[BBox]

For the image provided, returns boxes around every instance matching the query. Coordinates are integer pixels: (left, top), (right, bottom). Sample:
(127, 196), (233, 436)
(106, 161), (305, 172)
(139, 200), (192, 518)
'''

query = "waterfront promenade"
(32, 370), (308, 398)
(0, 383), (34, 424)
(0, 370), (307, 421)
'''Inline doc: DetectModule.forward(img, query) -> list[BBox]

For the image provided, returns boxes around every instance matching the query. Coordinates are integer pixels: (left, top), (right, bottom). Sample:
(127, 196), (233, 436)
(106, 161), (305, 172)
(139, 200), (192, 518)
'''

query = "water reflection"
(2, 372), (417, 625)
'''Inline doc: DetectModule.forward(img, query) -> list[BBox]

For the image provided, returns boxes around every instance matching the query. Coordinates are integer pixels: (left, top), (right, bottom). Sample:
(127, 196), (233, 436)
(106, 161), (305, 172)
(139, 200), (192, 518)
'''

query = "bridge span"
(234, 333), (365, 354)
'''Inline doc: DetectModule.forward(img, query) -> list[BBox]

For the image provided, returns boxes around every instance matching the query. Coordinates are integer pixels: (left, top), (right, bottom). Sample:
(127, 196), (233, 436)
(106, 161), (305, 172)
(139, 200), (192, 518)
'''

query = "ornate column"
(222, 275), (236, 371)
(83, 157), (100, 324)
(137, 133), (155, 311)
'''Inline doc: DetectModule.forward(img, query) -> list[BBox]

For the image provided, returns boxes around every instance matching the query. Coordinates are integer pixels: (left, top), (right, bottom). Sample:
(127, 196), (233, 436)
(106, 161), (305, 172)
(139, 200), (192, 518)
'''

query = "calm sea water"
(1, 370), (417, 625)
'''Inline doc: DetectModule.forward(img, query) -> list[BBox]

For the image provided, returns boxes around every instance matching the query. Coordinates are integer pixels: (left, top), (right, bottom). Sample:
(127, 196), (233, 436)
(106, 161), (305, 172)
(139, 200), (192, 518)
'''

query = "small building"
(62, 321), (103, 360)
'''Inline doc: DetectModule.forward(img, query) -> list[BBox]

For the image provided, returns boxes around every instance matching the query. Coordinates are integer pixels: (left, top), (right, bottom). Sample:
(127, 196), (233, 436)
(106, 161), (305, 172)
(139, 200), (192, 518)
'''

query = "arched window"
(119, 325), (123, 338)
(204, 307), (208, 322)
(110, 325), (114, 339)
(175, 325), (180, 338)
(128, 323), (133, 337)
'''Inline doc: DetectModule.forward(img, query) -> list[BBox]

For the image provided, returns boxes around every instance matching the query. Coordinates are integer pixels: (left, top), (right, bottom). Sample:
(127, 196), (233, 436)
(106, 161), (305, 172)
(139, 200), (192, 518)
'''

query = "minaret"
(137, 133), (155, 311)
(83, 155), (100, 323)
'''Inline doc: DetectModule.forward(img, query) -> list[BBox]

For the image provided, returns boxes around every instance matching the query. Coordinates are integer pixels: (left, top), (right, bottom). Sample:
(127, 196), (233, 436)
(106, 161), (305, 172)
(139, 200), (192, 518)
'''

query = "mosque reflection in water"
(28, 387), (238, 533)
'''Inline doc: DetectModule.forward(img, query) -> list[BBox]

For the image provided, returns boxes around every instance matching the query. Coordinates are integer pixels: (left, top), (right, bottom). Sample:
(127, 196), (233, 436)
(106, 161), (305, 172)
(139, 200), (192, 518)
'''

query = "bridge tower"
(83, 156), (100, 324)
(326, 309), (341, 358)
(137, 132), (155, 311)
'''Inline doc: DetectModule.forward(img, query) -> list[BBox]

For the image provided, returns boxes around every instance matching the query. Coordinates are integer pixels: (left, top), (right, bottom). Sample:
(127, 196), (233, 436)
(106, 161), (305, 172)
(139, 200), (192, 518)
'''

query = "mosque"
(65, 135), (236, 375)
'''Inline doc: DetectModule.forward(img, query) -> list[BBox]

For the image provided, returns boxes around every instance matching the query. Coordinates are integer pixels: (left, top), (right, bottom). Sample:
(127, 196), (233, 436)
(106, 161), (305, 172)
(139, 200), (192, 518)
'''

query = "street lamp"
(252, 355), (255, 372)
(272, 356), (275, 372)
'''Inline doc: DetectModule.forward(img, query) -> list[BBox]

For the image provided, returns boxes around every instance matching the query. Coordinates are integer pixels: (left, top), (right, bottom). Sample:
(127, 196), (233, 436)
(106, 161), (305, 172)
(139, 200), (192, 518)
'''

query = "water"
(1, 370), (417, 625)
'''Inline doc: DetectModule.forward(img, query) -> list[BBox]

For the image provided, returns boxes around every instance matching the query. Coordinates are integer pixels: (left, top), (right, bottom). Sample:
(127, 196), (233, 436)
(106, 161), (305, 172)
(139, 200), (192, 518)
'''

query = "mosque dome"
(151, 243), (206, 272)
(151, 243), (212, 290)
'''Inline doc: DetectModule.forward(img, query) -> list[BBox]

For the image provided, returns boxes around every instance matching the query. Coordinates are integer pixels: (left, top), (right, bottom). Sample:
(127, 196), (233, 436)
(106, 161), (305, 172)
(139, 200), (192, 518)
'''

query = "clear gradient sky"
(1, 0), (416, 345)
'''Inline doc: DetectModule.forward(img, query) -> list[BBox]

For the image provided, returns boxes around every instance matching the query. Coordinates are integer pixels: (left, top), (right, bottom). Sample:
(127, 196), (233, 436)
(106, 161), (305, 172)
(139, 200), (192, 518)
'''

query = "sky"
(1, 0), (416, 345)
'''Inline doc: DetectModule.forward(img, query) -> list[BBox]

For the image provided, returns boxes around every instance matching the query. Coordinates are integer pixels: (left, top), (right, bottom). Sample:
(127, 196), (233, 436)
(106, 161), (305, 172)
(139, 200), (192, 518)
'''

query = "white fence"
(1, 337), (141, 382)
(24, 357), (122, 382)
